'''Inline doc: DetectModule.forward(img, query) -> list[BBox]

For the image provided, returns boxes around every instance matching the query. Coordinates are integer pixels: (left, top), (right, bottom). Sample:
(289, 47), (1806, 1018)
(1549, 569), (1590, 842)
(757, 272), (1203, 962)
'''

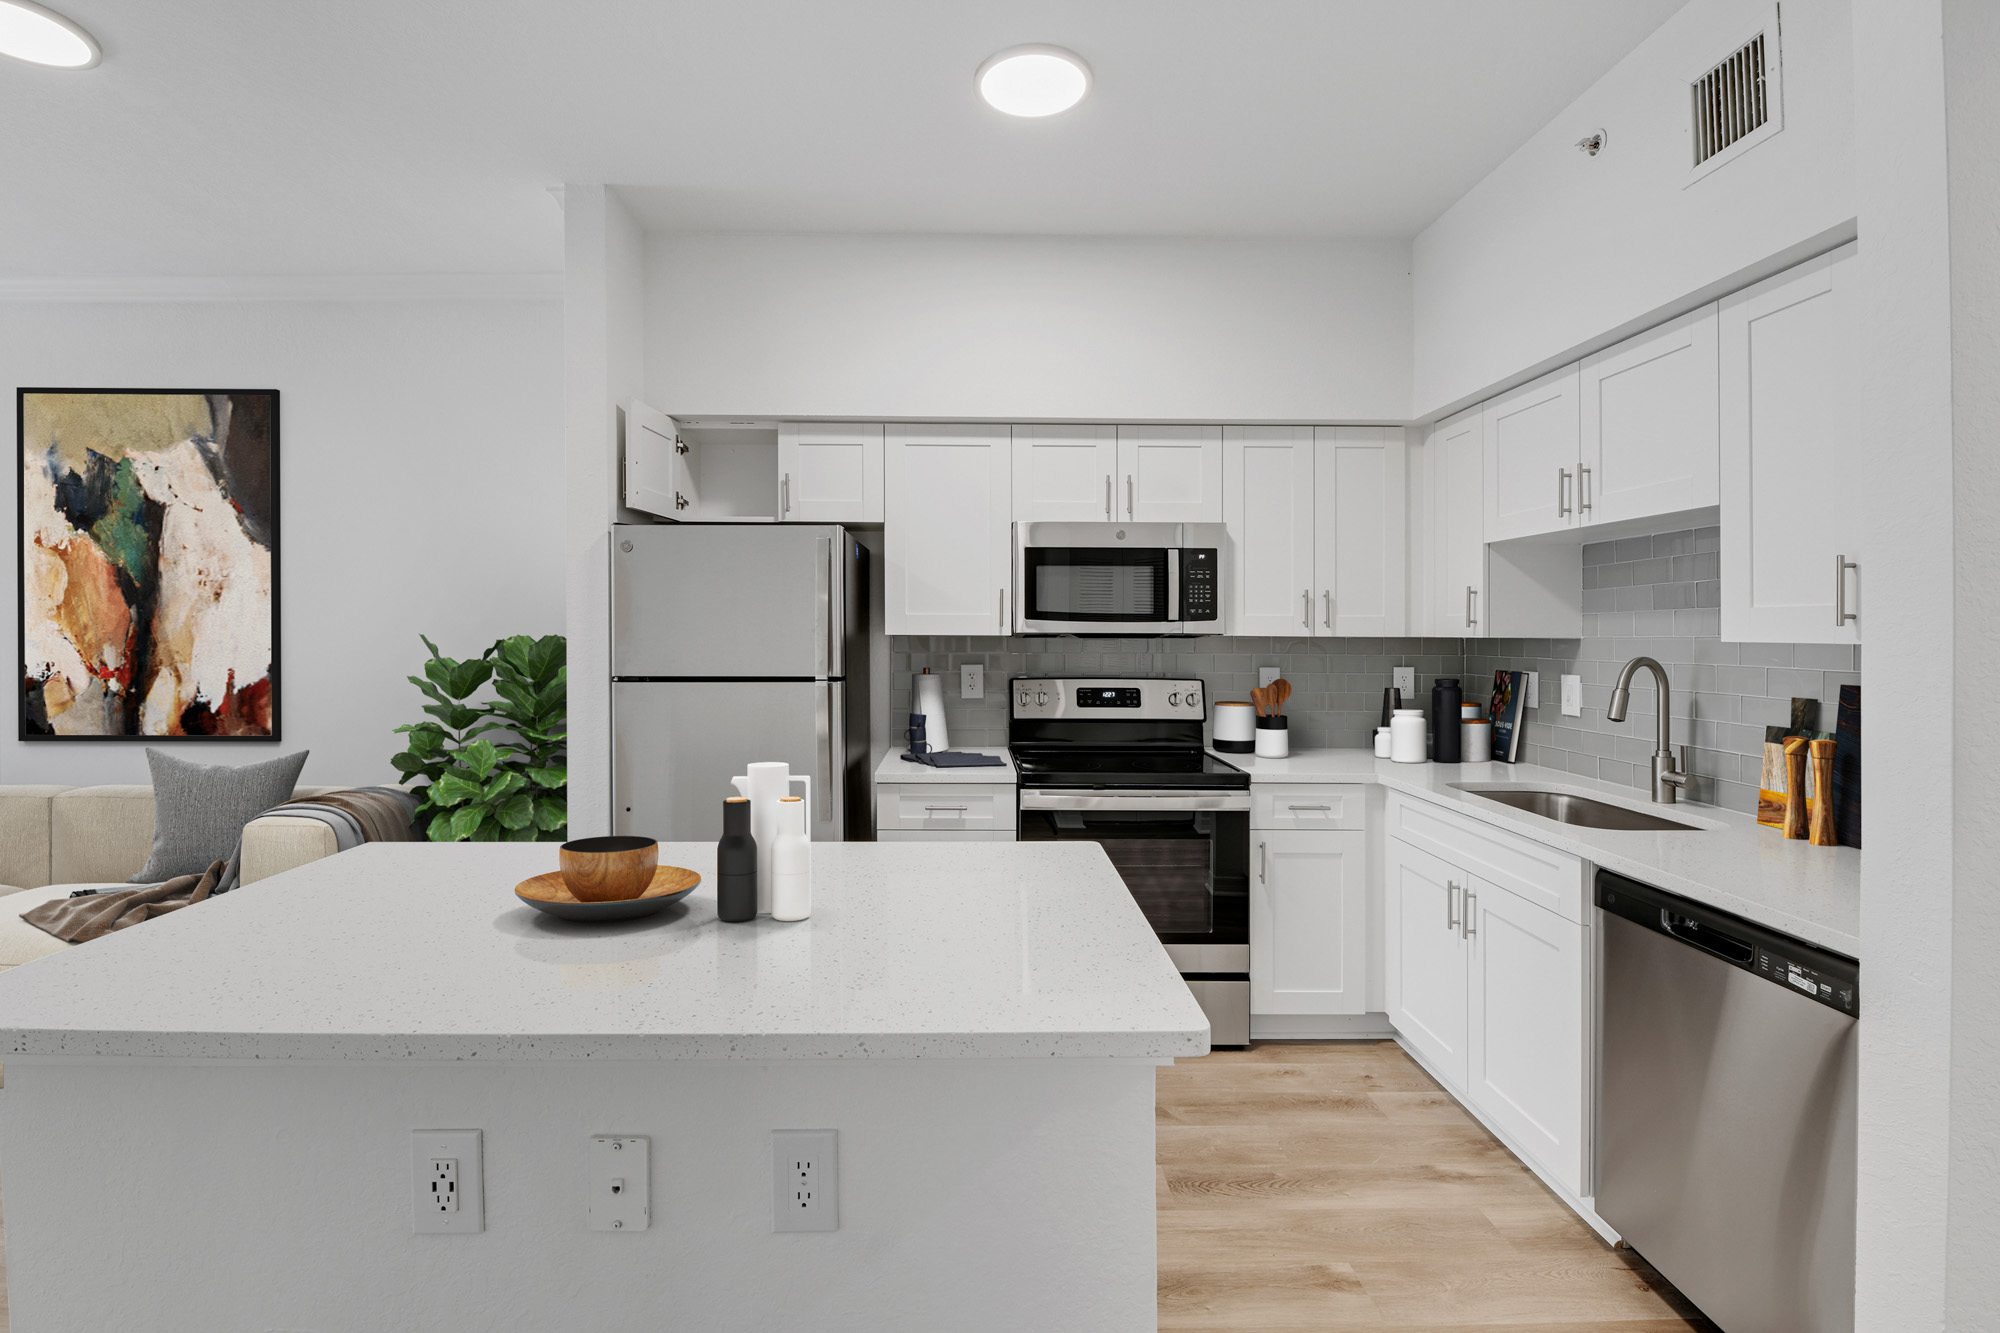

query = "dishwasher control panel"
(1756, 949), (1857, 1015)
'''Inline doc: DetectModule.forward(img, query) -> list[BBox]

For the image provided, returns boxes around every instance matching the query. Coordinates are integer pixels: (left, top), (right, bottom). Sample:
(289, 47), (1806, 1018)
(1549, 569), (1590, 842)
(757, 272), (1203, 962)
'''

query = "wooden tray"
(513, 866), (700, 922)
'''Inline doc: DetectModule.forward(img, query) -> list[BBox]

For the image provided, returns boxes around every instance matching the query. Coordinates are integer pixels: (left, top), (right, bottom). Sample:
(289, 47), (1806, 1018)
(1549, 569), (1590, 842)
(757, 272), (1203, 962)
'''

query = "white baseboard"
(1250, 1012), (1397, 1041)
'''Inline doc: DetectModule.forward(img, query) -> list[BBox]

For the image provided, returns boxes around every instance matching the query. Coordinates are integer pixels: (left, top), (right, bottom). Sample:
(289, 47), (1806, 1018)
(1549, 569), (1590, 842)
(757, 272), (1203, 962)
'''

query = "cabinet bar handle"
(1105, 474), (1113, 520)
(1557, 468), (1572, 518)
(1465, 585), (1477, 630)
(1446, 881), (1458, 931)
(1464, 890), (1478, 939)
(1127, 474), (1135, 518)
(1579, 465), (1592, 514)
(1835, 554), (1857, 626)
(1259, 841), (1267, 884)
(999, 587), (1007, 632)
(782, 473), (791, 516)
(1323, 589), (1331, 629)
(1287, 804), (1330, 812)
(923, 804), (968, 813)
(1303, 589), (1311, 628)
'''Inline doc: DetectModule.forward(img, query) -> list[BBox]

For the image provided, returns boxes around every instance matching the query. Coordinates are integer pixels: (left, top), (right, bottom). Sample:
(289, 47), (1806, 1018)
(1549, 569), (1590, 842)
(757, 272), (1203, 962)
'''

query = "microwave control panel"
(1179, 549), (1219, 622)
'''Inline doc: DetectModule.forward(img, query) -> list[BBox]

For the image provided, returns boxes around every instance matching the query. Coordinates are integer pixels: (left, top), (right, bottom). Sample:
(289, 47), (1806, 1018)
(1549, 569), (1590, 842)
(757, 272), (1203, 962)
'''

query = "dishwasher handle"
(1662, 910), (1755, 966)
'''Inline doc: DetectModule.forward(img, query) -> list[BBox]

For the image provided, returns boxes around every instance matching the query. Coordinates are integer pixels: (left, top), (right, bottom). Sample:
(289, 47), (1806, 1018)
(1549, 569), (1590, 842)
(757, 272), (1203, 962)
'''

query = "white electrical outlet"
(1393, 666), (1416, 697)
(960, 664), (984, 699)
(588, 1136), (650, 1231)
(1525, 671), (1540, 709)
(772, 1129), (838, 1232)
(1560, 674), (1583, 717)
(413, 1130), (483, 1234)
(1258, 665), (1281, 688)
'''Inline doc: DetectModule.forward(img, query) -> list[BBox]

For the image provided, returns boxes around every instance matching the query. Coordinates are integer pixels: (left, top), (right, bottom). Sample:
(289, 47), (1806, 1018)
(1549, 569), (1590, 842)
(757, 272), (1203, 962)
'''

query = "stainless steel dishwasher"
(1597, 870), (1858, 1333)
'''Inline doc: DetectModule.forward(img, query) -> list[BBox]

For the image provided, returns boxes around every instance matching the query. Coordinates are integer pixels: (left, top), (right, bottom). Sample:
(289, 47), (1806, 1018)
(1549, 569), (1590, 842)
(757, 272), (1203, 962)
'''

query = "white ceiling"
(2, 1), (1684, 279)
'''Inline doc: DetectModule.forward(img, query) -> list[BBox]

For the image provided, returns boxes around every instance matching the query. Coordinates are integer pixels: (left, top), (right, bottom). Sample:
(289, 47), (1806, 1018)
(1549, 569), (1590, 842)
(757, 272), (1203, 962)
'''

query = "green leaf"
(431, 771), (483, 807)
(459, 737), (502, 778)
(427, 811), (464, 842)
(448, 657), (495, 700)
(448, 805), (488, 840)
(527, 765), (567, 789)
(421, 701), (487, 732)
(391, 753), (446, 784)
(502, 823), (541, 842)
(532, 794), (568, 833)
(526, 635), (566, 683)
(482, 771), (528, 803)
(493, 792), (535, 830)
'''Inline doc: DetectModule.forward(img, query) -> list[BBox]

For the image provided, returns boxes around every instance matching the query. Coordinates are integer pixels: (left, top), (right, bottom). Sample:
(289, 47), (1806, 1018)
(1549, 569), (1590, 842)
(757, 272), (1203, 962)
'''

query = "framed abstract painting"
(18, 389), (280, 740)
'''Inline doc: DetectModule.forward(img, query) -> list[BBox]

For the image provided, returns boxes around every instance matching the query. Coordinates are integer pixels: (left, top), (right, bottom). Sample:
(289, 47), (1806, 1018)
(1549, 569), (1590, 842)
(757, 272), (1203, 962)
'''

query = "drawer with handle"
(875, 783), (1017, 832)
(1251, 784), (1367, 831)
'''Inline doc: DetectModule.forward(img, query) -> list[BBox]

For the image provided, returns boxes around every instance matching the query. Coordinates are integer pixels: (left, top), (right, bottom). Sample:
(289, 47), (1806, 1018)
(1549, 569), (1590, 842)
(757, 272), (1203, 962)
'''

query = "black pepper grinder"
(1431, 677), (1463, 763)
(717, 796), (757, 923)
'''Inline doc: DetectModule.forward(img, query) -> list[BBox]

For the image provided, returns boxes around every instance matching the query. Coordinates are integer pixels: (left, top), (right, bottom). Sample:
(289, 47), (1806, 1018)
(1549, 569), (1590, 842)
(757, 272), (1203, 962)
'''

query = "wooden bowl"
(559, 835), (659, 902)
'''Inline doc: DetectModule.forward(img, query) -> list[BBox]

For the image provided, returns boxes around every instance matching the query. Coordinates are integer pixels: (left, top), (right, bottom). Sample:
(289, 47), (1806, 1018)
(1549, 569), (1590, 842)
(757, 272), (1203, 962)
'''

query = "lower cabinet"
(1385, 829), (1588, 1197)
(1250, 828), (1367, 1015)
(873, 782), (1017, 839)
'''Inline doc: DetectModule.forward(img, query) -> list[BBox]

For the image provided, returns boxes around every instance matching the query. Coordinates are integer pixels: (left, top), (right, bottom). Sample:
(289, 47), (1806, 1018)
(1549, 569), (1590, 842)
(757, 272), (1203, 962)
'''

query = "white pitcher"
(729, 761), (811, 916)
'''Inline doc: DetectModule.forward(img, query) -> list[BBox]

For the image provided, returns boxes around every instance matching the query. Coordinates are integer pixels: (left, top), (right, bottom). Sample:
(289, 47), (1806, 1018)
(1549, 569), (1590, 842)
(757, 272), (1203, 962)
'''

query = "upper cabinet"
(1719, 243), (1862, 644)
(1314, 427), (1406, 636)
(1011, 424), (1118, 523)
(1223, 427), (1317, 636)
(1580, 306), (1720, 526)
(884, 424), (1013, 636)
(778, 423), (883, 524)
(1483, 366), (1581, 543)
(625, 402), (694, 519)
(1428, 408), (1486, 636)
(1117, 426), (1223, 523)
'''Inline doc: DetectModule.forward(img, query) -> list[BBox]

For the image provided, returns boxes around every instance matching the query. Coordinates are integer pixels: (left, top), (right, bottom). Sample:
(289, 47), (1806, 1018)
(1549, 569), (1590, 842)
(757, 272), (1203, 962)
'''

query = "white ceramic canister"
(1390, 709), (1429, 764)
(1461, 719), (1493, 763)
(770, 795), (812, 921)
(729, 761), (811, 915)
(1212, 701), (1256, 753)
(1254, 714), (1289, 758)
(1374, 727), (1393, 758)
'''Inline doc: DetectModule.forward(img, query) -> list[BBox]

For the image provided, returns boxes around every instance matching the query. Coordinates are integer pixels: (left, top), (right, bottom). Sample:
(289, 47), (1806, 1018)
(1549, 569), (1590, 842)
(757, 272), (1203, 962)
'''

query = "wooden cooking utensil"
(1272, 679), (1292, 716)
(1251, 686), (1265, 717)
(1808, 739), (1838, 846)
(1782, 737), (1810, 840)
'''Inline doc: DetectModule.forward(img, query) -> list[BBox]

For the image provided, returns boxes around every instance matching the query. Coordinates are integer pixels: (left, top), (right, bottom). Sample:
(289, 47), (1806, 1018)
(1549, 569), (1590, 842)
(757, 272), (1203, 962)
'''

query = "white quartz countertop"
(1214, 748), (1861, 958)
(0, 842), (1207, 1063)
(873, 747), (1017, 783)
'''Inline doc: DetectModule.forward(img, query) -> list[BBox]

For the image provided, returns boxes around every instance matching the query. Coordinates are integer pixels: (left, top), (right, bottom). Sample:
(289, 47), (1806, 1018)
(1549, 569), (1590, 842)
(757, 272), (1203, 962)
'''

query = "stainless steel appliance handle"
(1835, 554), (1857, 626)
(1258, 840), (1266, 884)
(783, 472), (791, 516)
(1447, 881), (1458, 931)
(1126, 474), (1134, 519)
(1105, 474), (1112, 520)
(1021, 789), (1253, 812)
(1323, 589), (1331, 629)
(1579, 465), (1592, 514)
(1558, 467), (1572, 518)
(1168, 548), (1181, 626)
(1464, 889), (1477, 939)
(816, 683), (832, 822)
(815, 538), (831, 677)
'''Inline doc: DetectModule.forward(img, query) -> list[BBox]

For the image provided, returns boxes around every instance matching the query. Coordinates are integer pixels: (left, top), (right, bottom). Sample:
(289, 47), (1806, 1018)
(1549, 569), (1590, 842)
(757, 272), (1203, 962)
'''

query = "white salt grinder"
(770, 796), (812, 921)
(1390, 709), (1429, 763)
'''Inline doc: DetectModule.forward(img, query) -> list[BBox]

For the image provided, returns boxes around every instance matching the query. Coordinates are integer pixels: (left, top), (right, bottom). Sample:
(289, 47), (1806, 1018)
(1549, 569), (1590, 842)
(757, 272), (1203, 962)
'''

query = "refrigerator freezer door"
(614, 680), (846, 842)
(613, 524), (846, 679)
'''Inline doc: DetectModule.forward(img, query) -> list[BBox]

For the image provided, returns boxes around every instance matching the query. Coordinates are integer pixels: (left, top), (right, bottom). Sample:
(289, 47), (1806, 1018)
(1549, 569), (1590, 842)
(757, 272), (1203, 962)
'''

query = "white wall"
(2, 297), (562, 790)
(645, 232), (1413, 422)
(1411, 0), (1855, 418)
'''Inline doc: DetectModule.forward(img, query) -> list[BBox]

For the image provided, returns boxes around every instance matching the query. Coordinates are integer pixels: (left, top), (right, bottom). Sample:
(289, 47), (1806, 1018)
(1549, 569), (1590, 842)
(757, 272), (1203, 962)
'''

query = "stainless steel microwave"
(1013, 522), (1226, 636)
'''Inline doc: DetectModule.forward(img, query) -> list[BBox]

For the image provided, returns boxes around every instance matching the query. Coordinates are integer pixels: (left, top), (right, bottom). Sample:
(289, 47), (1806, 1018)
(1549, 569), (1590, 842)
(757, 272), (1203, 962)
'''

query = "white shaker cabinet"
(1429, 408), (1486, 636)
(1385, 837), (1469, 1086)
(778, 423), (883, 523)
(1116, 426), (1223, 523)
(1250, 828), (1368, 1016)
(1312, 427), (1406, 636)
(1579, 305), (1720, 527)
(884, 424), (1013, 635)
(1483, 365), (1581, 543)
(1719, 242), (1863, 644)
(1011, 425), (1118, 523)
(1223, 427), (1316, 636)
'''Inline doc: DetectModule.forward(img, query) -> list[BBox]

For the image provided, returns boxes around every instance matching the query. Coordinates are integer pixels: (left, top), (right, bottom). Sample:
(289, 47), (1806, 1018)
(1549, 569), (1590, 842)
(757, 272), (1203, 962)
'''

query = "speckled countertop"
(0, 842), (1207, 1062)
(1215, 748), (1861, 958)
(873, 748), (1017, 783)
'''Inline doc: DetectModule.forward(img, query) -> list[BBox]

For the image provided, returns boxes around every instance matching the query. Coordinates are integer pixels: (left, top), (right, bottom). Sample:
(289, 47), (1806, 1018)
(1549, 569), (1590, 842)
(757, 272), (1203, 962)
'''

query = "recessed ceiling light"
(976, 45), (1090, 118)
(0, 0), (99, 69)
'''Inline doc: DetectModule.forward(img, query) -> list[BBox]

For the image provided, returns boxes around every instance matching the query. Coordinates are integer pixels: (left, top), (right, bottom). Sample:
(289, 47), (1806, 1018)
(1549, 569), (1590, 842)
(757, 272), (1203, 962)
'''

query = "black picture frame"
(18, 388), (280, 742)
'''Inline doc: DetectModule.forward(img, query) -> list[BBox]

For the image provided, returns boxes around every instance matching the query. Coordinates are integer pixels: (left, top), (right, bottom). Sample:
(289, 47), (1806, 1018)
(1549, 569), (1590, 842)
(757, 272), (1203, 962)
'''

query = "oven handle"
(1021, 789), (1252, 812)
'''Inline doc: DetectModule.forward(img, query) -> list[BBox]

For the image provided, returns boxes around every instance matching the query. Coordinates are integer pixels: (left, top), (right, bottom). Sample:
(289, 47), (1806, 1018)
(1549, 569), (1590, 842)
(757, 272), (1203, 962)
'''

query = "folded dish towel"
(899, 750), (1006, 768)
(24, 861), (226, 944)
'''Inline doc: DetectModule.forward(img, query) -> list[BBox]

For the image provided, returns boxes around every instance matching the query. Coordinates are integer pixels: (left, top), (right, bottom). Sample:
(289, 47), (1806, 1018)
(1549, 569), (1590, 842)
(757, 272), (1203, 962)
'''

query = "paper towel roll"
(913, 672), (950, 752)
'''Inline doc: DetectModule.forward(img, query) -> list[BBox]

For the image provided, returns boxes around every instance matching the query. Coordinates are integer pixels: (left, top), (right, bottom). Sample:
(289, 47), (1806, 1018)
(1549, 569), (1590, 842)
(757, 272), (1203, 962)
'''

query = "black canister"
(1379, 685), (1402, 729)
(1431, 678), (1463, 763)
(717, 796), (757, 923)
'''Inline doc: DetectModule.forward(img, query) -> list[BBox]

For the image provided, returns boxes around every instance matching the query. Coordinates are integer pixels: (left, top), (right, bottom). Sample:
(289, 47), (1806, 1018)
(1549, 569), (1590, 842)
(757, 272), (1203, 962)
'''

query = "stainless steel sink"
(1450, 786), (1704, 832)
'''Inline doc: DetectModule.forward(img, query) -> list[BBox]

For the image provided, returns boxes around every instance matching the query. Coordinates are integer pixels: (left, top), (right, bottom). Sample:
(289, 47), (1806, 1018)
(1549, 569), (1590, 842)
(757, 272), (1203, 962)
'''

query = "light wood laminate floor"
(1157, 1041), (1717, 1331)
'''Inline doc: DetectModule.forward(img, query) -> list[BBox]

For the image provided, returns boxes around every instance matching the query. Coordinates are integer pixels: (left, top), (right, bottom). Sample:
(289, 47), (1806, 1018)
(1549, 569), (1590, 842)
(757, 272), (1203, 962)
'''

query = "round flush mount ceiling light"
(976, 45), (1090, 117)
(0, 0), (100, 68)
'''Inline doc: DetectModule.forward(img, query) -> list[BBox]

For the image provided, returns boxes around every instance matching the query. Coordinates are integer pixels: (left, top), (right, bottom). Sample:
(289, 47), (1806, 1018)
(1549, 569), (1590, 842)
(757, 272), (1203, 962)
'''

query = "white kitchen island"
(0, 841), (1205, 1333)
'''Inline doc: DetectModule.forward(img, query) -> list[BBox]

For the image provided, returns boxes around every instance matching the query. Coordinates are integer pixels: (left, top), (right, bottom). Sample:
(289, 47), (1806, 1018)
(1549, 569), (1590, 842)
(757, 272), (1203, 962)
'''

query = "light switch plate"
(959, 664), (984, 699)
(1258, 666), (1281, 688)
(1393, 666), (1416, 696)
(1525, 671), (1540, 709)
(413, 1130), (483, 1234)
(1560, 674), (1582, 717)
(588, 1136), (650, 1231)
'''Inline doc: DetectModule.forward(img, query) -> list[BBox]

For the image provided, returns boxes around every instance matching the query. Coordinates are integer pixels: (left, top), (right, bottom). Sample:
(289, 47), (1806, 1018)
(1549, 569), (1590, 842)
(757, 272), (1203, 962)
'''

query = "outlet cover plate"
(1259, 665), (1281, 688)
(588, 1136), (650, 1231)
(959, 664), (984, 699)
(413, 1130), (483, 1234)
(1393, 666), (1417, 697)
(773, 1129), (838, 1232)
(1525, 671), (1540, 709)
(1561, 674), (1583, 717)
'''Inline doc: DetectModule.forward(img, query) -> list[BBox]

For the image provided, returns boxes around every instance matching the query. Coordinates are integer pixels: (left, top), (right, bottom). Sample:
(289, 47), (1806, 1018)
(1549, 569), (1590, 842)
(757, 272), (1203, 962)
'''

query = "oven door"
(1014, 522), (1182, 635)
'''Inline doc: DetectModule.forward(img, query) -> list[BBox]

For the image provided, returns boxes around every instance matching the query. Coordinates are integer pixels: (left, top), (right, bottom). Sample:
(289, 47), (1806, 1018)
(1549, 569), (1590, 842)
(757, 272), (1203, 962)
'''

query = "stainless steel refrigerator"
(611, 523), (868, 842)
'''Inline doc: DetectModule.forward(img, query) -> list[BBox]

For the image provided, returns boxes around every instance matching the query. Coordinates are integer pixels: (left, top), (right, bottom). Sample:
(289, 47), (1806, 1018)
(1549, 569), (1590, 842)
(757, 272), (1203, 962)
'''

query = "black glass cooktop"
(1011, 747), (1249, 788)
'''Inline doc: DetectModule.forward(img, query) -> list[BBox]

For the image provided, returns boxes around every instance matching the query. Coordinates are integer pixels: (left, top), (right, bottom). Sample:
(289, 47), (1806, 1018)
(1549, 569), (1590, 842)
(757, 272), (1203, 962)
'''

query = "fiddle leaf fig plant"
(392, 633), (567, 842)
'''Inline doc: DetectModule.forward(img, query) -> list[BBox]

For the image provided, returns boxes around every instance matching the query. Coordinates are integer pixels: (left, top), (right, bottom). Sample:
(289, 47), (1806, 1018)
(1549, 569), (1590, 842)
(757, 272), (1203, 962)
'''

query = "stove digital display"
(1076, 687), (1143, 708)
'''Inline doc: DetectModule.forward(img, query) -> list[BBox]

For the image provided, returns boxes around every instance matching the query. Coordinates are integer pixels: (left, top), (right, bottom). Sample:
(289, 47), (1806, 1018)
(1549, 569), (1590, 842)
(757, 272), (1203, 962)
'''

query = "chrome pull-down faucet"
(1607, 656), (1691, 805)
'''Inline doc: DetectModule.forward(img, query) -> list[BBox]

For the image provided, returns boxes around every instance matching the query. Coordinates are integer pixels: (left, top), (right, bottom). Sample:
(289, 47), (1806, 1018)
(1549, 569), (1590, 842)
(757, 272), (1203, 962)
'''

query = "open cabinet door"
(624, 401), (693, 519)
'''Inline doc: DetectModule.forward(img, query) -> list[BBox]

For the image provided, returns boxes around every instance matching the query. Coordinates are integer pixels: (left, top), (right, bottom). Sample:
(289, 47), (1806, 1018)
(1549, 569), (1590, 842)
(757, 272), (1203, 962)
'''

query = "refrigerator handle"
(816, 683), (833, 824)
(815, 537), (832, 677)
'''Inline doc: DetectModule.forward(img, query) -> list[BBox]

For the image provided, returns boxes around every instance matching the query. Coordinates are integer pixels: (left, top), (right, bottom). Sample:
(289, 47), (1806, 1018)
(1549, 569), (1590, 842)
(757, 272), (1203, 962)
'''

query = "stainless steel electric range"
(1009, 677), (1250, 1047)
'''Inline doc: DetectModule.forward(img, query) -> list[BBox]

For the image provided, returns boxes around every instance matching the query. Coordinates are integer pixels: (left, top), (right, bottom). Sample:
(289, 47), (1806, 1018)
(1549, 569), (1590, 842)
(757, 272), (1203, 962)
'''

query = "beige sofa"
(0, 785), (357, 970)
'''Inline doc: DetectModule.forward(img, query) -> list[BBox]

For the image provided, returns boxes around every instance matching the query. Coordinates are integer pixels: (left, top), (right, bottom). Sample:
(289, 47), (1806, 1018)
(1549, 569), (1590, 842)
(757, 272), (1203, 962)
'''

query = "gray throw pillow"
(131, 748), (311, 883)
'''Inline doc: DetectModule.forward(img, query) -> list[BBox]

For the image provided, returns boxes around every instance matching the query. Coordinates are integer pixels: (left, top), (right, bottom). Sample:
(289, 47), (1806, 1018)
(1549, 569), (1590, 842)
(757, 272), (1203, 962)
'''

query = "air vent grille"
(1691, 32), (1769, 167)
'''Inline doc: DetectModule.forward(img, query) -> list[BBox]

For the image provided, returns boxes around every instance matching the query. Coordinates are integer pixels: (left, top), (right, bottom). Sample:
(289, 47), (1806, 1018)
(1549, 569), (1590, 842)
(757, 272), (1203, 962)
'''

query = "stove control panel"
(1011, 677), (1205, 721)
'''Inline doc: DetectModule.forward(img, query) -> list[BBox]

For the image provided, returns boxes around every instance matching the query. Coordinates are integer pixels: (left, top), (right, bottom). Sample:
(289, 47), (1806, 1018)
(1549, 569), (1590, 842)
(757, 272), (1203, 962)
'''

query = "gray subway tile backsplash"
(892, 527), (1857, 818)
